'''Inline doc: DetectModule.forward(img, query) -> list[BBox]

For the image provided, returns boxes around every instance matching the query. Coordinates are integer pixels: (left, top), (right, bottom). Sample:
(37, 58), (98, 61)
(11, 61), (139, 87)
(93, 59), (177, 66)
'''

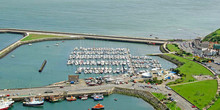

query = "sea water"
(1, 0), (220, 39)
(0, 33), (23, 50)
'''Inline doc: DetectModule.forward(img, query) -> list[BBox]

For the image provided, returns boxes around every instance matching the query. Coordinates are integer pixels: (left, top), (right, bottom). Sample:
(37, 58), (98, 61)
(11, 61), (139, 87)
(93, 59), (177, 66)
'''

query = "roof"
(213, 44), (220, 49)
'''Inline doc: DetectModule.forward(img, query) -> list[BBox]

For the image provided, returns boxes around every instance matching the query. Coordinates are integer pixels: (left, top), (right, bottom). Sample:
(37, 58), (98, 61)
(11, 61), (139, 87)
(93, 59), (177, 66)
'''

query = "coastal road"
(129, 83), (197, 110)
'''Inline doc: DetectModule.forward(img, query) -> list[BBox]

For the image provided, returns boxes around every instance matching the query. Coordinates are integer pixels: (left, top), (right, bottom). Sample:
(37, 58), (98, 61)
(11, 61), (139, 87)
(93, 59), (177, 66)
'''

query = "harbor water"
(1, 0), (220, 39)
(11, 94), (154, 110)
(0, 39), (176, 89)
(0, 33), (23, 50)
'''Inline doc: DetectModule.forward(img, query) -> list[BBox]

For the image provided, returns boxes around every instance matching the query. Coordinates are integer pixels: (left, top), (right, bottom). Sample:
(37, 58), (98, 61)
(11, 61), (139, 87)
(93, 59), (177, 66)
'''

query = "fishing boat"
(93, 95), (104, 101)
(91, 103), (104, 110)
(23, 97), (44, 107)
(0, 96), (14, 110)
(49, 96), (63, 102)
(0, 103), (9, 110)
(79, 94), (88, 99)
(81, 96), (88, 100)
(66, 96), (77, 101)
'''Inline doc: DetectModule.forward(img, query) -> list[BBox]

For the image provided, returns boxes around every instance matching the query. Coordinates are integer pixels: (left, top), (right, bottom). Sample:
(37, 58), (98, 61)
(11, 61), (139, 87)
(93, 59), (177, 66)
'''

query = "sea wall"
(113, 87), (168, 110)
(157, 54), (183, 67)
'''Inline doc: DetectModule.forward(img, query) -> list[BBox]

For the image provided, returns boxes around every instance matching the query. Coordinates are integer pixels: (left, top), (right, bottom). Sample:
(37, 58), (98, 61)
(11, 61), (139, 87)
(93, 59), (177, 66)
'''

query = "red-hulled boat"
(66, 96), (77, 101)
(92, 103), (104, 110)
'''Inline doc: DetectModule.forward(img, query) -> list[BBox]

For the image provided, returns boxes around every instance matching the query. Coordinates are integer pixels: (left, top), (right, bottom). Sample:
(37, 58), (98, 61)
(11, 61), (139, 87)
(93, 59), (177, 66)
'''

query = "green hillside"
(203, 29), (220, 43)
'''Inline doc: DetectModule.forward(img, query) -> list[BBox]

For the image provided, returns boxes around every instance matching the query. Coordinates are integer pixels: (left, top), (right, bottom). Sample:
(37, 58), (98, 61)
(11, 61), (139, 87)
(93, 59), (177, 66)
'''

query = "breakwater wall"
(157, 54), (184, 67)
(0, 28), (171, 59)
(0, 28), (169, 42)
(113, 87), (168, 110)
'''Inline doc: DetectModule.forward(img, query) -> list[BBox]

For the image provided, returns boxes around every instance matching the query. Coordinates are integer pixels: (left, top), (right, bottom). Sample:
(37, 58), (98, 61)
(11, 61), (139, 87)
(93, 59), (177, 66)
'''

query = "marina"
(67, 47), (162, 75)
(0, 40), (176, 89)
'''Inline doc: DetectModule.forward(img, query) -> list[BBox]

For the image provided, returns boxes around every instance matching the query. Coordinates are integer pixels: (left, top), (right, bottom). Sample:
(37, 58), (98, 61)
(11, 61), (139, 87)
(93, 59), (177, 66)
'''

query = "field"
(170, 80), (217, 109)
(209, 98), (220, 110)
(152, 92), (166, 100)
(152, 92), (181, 110)
(166, 54), (213, 82)
(166, 44), (180, 52)
(21, 34), (68, 41)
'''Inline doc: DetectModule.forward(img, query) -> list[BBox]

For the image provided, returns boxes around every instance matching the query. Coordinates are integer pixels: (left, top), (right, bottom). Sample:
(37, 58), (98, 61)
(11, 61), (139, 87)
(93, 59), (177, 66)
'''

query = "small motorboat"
(66, 96), (77, 101)
(0, 103), (9, 110)
(49, 96), (63, 103)
(92, 103), (104, 110)
(28, 43), (32, 46)
(23, 97), (44, 107)
(81, 96), (88, 100)
(93, 95), (104, 101)
(114, 98), (117, 101)
(11, 55), (15, 58)
(79, 94), (88, 99)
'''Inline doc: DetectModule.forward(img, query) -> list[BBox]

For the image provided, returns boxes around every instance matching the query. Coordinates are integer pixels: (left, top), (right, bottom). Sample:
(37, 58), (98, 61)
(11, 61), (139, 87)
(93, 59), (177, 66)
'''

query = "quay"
(0, 83), (168, 110)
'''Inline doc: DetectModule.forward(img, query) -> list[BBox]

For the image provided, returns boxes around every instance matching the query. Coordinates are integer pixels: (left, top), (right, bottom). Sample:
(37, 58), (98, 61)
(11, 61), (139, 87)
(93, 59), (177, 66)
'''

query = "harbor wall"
(0, 29), (171, 59)
(0, 28), (169, 41)
(113, 87), (169, 110)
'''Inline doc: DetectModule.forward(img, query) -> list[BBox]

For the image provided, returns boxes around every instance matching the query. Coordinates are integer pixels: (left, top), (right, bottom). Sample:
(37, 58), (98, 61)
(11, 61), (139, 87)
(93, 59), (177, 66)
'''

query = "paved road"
(127, 83), (197, 110)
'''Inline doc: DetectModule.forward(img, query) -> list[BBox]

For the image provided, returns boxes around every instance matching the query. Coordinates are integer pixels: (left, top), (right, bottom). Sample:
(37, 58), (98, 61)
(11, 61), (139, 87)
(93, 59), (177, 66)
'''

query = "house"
(68, 75), (79, 82)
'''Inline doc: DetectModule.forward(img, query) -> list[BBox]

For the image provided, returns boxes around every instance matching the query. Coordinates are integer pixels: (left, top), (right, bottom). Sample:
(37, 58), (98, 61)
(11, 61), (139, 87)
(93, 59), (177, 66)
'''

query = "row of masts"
(67, 47), (162, 75)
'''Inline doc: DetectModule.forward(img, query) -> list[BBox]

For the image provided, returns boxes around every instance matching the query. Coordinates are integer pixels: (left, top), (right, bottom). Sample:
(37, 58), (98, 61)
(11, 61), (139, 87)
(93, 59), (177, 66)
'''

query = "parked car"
(168, 97), (174, 101)
(168, 93), (172, 96)
(192, 105), (196, 108)
(165, 86), (172, 90)
(44, 90), (53, 93)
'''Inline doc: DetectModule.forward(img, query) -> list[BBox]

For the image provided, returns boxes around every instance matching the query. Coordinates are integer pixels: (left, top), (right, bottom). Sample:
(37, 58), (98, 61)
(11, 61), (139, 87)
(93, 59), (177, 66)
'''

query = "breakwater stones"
(113, 87), (168, 110)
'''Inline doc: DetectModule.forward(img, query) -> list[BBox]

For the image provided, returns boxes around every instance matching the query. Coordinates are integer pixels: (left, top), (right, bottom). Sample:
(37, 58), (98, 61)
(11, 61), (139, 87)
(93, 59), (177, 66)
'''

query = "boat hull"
(66, 98), (77, 101)
(23, 102), (44, 107)
(93, 98), (103, 101)
(0, 107), (9, 110)
(92, 107), (104, 110)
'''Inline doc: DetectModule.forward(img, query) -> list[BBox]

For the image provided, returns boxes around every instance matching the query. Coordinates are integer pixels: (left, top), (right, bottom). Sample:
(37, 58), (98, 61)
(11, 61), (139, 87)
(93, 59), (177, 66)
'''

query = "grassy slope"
(152, 92), (181, 110)
(167, 44), (180, 52)
(203, 28), (220, 43)
(166, 54), (213, 82)
(171, 80), (217, 109)
(152, 93), (166, 100)
(209, 98), (220, 110)
(21, 34), (68, 41)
